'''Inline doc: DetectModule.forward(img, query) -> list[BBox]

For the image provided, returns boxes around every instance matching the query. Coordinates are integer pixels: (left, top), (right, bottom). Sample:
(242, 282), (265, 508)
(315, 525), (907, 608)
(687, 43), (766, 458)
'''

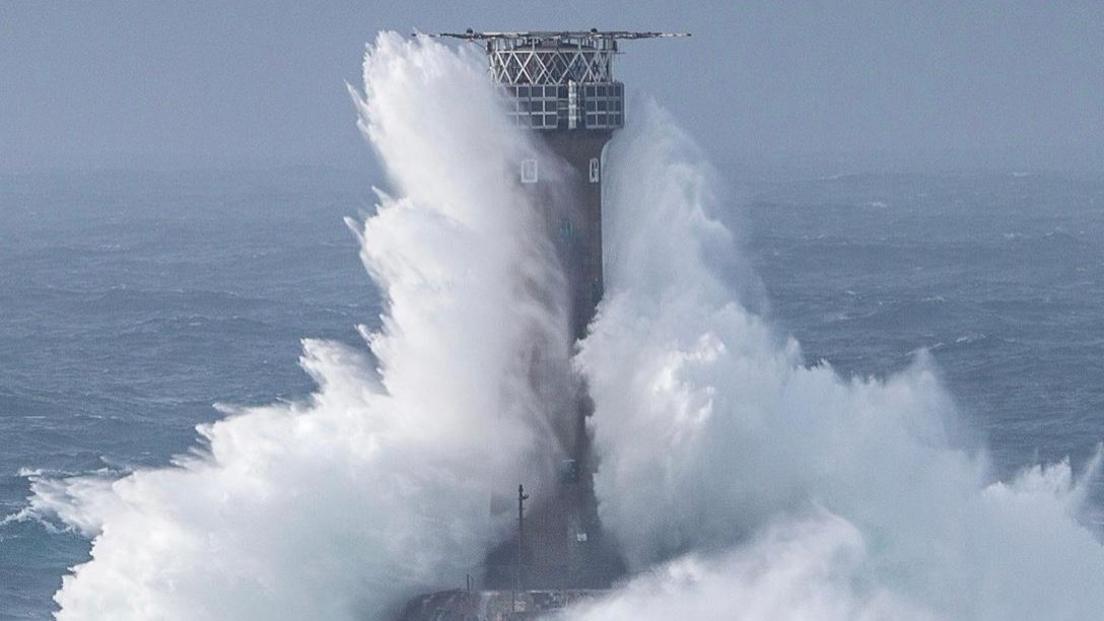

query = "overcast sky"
(2, 1), (1101, 174)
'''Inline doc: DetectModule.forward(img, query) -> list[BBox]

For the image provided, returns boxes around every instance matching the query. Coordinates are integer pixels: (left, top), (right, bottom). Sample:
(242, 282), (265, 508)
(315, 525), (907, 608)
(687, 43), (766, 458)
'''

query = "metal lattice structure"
(434, 30), (688, 131)
(483, 34), (617, 85)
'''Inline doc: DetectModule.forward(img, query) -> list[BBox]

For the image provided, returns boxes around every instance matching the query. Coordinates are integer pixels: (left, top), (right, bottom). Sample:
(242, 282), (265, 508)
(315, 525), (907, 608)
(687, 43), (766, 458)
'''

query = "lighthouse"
(430, 30), (691, 593)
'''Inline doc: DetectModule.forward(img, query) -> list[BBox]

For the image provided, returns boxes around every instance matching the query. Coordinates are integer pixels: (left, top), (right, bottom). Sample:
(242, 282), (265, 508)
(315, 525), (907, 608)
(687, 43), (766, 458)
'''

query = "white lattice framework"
(486, 36), (615, 85)
(432, 31), (688, 131)
(433, 30), (687, 86)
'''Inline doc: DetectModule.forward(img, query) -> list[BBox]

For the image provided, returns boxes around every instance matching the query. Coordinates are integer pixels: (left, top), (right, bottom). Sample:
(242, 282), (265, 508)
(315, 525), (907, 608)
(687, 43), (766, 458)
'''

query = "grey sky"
(2, 1), (1101, 173)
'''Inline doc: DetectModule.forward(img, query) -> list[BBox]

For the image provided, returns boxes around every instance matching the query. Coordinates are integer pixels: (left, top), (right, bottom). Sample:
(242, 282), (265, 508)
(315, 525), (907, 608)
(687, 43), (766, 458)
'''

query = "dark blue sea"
(1, 168), (1102, 620)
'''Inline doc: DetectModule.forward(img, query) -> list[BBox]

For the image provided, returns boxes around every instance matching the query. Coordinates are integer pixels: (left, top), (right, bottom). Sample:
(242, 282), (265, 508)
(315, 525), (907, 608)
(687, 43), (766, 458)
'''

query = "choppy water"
(1, 167), (1102, 619)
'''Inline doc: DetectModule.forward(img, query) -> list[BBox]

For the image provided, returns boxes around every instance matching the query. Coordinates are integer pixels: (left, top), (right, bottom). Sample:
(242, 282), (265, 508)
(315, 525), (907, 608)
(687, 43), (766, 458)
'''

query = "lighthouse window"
(589, 158), (600, 183)
(520, 158), (538, 184)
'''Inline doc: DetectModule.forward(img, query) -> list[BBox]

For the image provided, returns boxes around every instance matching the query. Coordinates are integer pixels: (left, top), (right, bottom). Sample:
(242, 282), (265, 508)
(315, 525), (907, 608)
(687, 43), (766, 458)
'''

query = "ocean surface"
(1, 168), (1102, 619)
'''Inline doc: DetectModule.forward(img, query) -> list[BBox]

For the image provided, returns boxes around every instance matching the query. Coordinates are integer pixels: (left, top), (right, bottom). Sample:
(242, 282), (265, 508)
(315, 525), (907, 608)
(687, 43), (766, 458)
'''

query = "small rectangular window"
(520, 158), (538, 184)
(589, 157), (600, 183)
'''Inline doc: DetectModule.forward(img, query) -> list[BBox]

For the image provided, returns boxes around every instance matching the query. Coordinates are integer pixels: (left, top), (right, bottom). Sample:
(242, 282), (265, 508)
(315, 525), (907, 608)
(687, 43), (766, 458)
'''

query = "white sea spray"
(36, 33), (568, 621)
(571, 102), (1104, 620)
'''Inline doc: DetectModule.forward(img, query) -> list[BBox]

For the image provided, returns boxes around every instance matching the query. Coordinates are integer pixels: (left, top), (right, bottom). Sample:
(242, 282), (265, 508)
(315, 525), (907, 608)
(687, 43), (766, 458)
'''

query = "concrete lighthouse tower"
(435, 29), (689, 592)
(397, 31), (688, 619)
